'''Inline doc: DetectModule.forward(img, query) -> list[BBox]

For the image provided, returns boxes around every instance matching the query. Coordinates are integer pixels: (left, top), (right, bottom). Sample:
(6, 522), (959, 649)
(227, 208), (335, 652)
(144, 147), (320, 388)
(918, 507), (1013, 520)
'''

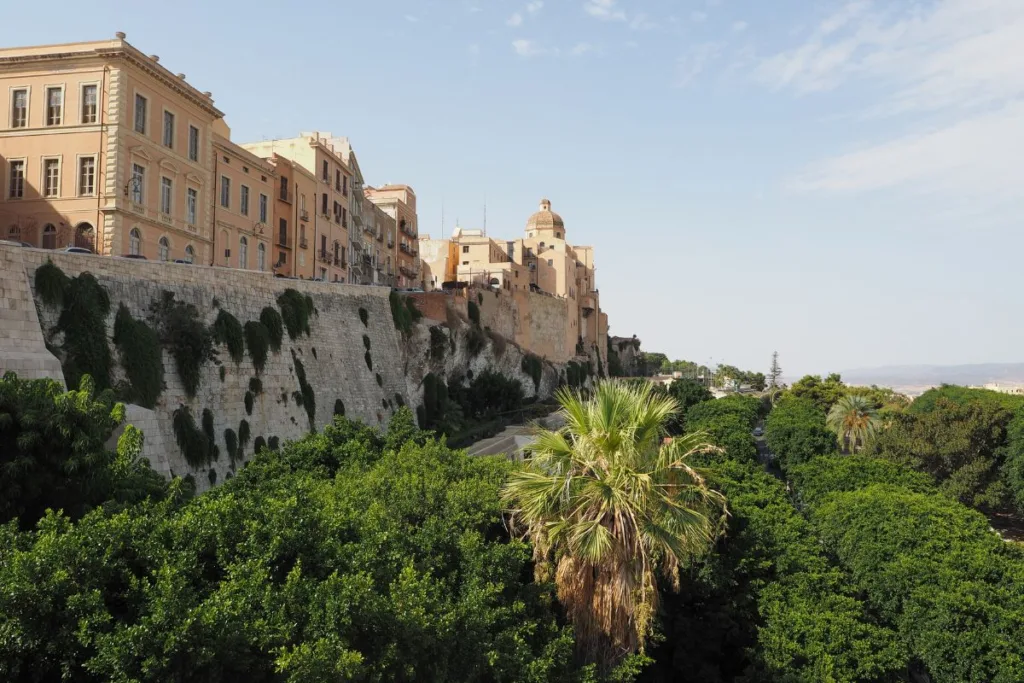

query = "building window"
(43, 158), (60, 197)
(342, 207), (347, 228)
(258, 243), (266, 271)
(259, 193), (268, 222)
(158, 236), (170, 262)
(342, 175), (347, 196)
(547, 259), (553, 266)
(160, 177), (172, 215)
(8, 225), (20, 241)
(162, 110), (174, 148)
(335, 169), (341, 192)
(45, 87), (63, 126)
(78, 156), (96, 196)
(130, 163), (145, 203)
(129, 227), (141, 256)
(322, 160), (328, 182)
(43, 224), (57, 249)
(10, 89), (27, 128)
(321, 193), (328, 215)
(556, 232), (562, 239)
(184, 245), (195, 263)
(188, 125), (199, 161)
(278, 218), (287, 246)
(81, 84), (98, 124)
(462, 261), (469, 266)
(239, 236), (248, 269)
(279, 176), (288, 201)
(220, 176), (230, 208)
(8, 159), (26, 199)
(134, 93), (147, 134)
(240, 185), (249, 216)
(462, 245), (469, 253)
(186, 188), (198, 225)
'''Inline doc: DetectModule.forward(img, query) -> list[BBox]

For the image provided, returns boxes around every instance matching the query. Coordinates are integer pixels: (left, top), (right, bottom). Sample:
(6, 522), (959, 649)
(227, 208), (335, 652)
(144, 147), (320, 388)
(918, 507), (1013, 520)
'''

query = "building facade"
(367, 184), (419, 289)
(0, 34), (223, 262)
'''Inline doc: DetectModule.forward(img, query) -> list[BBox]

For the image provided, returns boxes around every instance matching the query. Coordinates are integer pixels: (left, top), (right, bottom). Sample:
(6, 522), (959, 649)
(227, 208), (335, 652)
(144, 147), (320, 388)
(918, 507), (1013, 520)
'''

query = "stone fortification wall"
(13, 246), (405, 491)
(0, 246), (65, 384)
(515, 289), (571, 362)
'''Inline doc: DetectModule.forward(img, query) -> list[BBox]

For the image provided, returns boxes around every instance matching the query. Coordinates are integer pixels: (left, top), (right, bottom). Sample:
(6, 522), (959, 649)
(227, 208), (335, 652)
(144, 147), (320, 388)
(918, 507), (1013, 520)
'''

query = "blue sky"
(5, 0), (1023, 376)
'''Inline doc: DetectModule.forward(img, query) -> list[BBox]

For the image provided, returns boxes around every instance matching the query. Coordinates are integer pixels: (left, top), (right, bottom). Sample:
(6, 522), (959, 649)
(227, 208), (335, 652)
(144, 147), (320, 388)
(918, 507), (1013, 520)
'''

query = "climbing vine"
(244, 321), (271, 375)
(389, 292), (421, 336)
(212, 310), (245, 364)
(291, 349), (316, 431)
(359, 307), (369, 326)
(521, 354), (543, 392)
(113, 303), (164, 408)
(37, 265), (113, 392)
(278, 289), (314, 339)
(429, 326), (447, 361)
(150, 291), (213, 398)
(260, 307), (284, 352)
(172, 406), (213, 468)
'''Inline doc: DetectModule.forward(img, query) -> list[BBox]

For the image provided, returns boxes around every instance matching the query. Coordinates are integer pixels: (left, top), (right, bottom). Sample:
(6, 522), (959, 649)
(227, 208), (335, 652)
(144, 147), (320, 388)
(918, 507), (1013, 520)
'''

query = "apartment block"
(367, 184), (419, 289)
(0, 34), (221, 262)
(242, 133), (352, 282)
(265, 154), (316, 279)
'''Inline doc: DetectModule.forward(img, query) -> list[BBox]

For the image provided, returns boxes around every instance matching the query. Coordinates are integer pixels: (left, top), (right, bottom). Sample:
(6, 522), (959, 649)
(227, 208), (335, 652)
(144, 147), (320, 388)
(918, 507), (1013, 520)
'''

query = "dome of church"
(525, 198), (565, 235)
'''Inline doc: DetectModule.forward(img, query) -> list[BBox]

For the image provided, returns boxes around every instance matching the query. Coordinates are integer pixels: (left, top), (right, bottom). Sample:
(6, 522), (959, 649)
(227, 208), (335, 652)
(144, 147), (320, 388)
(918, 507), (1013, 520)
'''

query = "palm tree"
(826, 394), (880, 453)
(501, 381), (727, 671)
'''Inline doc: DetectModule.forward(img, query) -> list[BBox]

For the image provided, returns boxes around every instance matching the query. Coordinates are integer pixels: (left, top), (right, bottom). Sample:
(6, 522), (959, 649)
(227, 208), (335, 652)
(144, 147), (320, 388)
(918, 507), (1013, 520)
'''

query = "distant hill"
(839, 363), (1024, 395)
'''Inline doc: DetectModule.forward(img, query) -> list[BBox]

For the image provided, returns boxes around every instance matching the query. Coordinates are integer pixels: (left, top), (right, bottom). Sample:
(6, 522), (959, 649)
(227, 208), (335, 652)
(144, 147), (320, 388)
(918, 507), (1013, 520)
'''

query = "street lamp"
(123, 175), (142, 199)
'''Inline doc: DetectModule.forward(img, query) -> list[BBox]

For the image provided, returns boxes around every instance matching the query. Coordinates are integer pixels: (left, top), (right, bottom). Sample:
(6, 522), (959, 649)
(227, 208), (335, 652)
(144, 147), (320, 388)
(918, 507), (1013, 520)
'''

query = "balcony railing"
(399, 243), (411, 254)
(318, 249), (331, 264)
(299, 237), (308, 249)
(300, 209), (309, 222)
(279, 189), (293, 203)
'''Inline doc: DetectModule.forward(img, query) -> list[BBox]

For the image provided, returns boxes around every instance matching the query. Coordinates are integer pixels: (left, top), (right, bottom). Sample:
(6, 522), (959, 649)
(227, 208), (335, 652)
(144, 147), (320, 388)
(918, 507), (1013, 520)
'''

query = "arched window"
(74, 223), (95, 251)
(257, 243), (266, 271)
(8, 225), (20, 242)
(129, 227), (141, 256)
(158, 236), (170, 262)
(184, 245), (195, 264)
(239, 236), (248, 269)
(43, 224), (57, 250)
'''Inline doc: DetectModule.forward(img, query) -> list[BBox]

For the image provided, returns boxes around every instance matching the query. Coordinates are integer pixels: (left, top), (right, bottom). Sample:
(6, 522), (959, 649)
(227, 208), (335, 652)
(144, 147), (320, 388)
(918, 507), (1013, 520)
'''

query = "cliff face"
(610, 336), (644, 377)
(1, 244), (593, 491)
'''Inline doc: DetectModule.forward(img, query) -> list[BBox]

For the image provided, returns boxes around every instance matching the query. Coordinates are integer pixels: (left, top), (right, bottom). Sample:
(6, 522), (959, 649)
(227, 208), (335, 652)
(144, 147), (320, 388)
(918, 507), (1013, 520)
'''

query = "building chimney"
(115, 31), (126, 39)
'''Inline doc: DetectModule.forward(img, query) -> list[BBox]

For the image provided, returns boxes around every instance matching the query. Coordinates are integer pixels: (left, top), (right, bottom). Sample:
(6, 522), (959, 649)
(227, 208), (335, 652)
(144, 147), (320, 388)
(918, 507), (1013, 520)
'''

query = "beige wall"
(368, 185), (419, 288)
(211, 129), (274, 271)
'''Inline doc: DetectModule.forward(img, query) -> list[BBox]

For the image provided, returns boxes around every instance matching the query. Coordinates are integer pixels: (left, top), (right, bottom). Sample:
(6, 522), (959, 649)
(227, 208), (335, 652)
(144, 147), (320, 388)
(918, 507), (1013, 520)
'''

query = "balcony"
(400, 223), (416, 238)
(387, 239), (394, 248)
(279, 189), (293, 203)
(299, 237), (308, 249)
(300, 209), (309, 222)
(278, 234), (289, 248)
(318, 249), (331, 264)
(581, 294), (596, 315)
(399, 243), (411, 255)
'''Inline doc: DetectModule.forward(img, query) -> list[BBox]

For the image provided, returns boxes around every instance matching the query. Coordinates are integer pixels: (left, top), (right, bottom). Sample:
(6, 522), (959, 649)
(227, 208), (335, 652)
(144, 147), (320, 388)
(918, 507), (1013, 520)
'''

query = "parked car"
(172, 259), (192, 264)
(753, 427), (763, 437)
(63, 246), (93, 254)
(118, 254), (147, 260)
(0, 239), (25, 248)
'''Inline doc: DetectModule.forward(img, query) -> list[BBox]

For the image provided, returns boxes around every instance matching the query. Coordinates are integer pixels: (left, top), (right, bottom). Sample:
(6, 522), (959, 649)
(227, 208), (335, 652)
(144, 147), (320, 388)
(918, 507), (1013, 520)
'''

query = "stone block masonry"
(5, 243), (406, 491)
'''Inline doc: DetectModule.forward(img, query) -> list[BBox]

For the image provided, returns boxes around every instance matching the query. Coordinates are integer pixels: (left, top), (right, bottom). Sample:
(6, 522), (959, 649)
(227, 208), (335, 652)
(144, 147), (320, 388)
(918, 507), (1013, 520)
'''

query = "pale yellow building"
(367, 184), (419, 288)
(264, 153), (316, 279)
(242, 133), (351, 283)
(0, 33), (224, 262)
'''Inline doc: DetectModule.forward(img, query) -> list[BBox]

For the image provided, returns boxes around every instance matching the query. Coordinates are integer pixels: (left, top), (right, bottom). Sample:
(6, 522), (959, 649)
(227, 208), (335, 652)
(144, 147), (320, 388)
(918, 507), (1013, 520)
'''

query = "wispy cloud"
(629, 13), (658, 31)
(691, 11), (707, 23)
(404, 14), (418, 22)
(584, 0), (626, 22)
(512, 39), (559, 57)
(570, 42), (594, 56)
(732, 20), (749, 33)
(675, 42), (721, 87)
(757, 0), (1024, 198)
(506, 12), (523, 27)
(526, 1), (544, 14)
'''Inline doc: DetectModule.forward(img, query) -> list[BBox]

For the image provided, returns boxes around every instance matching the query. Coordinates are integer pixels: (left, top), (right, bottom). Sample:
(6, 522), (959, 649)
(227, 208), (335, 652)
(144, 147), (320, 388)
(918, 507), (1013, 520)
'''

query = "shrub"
(291, 350), (316, 431)
(464, 324), (486, 357)
(212, 310), (245, 364)
(202, 408), (215, 444)
(172, 405), (212, 468)
(429, 326), (447, 361)
(456, 369), (523, 420)
(521, 354), (542, 391)
(420, 373), (448, 430)
(224, 428), (238, 463)
(150, 291), (212, 398)
(359, 307), (369, 326)
(112, 303), (164, 408)
(244, 391), (254, 416)
(364, 351), (373, 371)
(238, 419), (251, 450)
(394, 393), (405, 408)
(208, 468), (217, 486)
(565, 361), (586, 389)
(485, 328), (506, 357)
(253, 435), (266, 453)
(260, 307), (284, 352)
(376, 373), (383, 387)
(467, 300), (480, 326)
(765, 396), (836, 469)
(56, 272), (114, 391)
(362, 334), (371, 351)
(34, 259), (70, 307)
(267, 436), (280, 450)
(278, 289), (313, 339)
(389, 292), (420, 336)
(244, 321), (270, 375)
(249, 377), (262, 395)
(333, 399), (345, 416)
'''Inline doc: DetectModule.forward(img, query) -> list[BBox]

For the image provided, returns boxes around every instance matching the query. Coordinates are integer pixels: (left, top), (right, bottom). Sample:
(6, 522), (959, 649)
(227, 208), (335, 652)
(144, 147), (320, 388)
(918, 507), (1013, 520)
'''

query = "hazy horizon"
(4, 0), (1020, 376)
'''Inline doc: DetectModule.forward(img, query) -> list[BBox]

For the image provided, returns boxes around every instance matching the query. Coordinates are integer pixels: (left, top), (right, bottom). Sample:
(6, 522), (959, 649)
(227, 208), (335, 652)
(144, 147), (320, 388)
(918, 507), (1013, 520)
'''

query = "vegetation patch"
(172, 405), (213, 468)
(244, 391), (254, 416)
(394, 393), (405, 407)
(41, 267), (113, 392)
(362, 334), (371, 350)
(521, 354), (543, 391)
(112, 303), (164, 408)
(364, 351), (373, 371)
(243, 321), (271, 375)
(376, 373), (383, 387)
(333, 399), (345, 416)
(224, 428), (239, 463)
(238, 419), (251, 451)
(253, 436), (266, 453)
(419, 372), (448, 430)
(267, 436), (280, 451)
(565, 361), (587, 389)
(260, 307), (284, 352)
(467, 300), (481, 326)
(358, 307), (369, 326)
(389, 292), (421, 336)
(464, 324), (486, 357)
(150, 291), (212, 398)
(291, 350), (316, 431)
(429, 326), (447, 361)
(485, 328), (506, 357)
(278, 289), (313, 339)
(219, 366), (226, 382)
(212, 310), (245, 364)
(207, 468), (217, 486)
(34, 260), (70, 308)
